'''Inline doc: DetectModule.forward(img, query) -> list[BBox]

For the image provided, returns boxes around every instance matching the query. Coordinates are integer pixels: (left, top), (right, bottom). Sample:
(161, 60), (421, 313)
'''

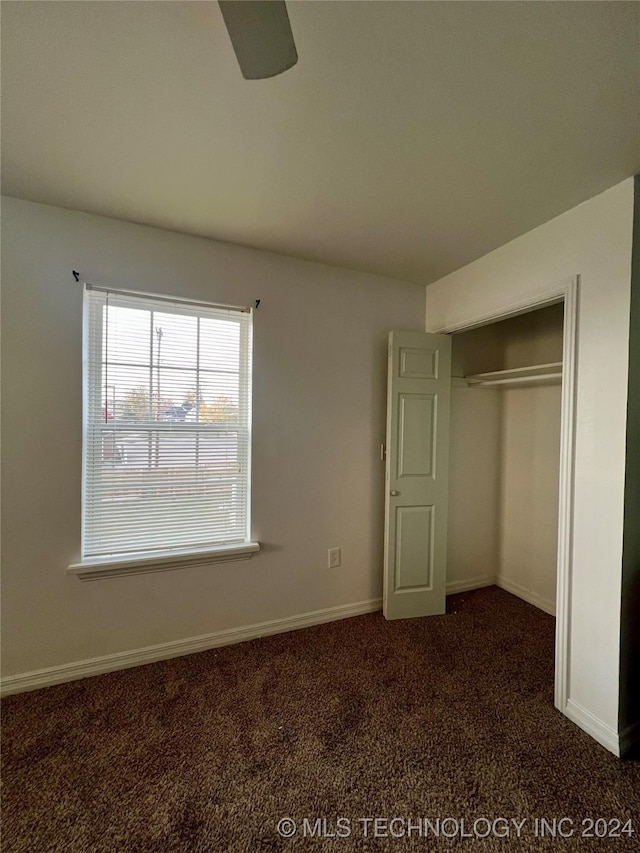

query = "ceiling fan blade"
(219, 1), (298, 80)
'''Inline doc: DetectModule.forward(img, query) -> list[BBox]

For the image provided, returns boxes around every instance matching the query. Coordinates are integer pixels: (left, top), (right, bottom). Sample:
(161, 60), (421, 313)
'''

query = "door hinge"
(380, 443), (387, 461)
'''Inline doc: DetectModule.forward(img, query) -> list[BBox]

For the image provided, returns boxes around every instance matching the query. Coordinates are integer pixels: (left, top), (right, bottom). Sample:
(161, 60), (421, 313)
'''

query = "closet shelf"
(461, 362), (562, 389)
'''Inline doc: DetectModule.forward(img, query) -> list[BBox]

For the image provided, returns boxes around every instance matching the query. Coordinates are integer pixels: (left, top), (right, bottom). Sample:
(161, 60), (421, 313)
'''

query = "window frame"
(68, 283), (259, 580)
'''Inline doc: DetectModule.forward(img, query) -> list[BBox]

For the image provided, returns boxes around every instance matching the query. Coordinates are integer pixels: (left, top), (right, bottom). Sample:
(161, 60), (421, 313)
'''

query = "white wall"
(447, 382), (561, 614)
(500, 302), (564, 369)
(446, 386), (501, 592)
(498, 384), (561, 614)
(0, 196), (425, 681)
(426, 179), (635, 741)
(497, 307), (563, 615)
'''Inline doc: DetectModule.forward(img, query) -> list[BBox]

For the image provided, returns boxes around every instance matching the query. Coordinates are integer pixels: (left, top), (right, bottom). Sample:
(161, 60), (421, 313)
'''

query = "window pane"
(200, 317), (240, 372)
(103, 305), (150, 366)
(153, 312), (198, 370)
(155, 368), (198, 421)
(104, 366), (152, 422)
(196, 374), (240, 424)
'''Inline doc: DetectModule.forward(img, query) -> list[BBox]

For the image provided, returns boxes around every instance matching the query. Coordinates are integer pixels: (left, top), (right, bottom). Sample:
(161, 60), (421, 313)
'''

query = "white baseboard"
(564, 698), (620, 757)
(495, 575), (556, 616)
(446, 575), (495, 594)
(619, 719), (640, 757)
(0, 597), (383, 697)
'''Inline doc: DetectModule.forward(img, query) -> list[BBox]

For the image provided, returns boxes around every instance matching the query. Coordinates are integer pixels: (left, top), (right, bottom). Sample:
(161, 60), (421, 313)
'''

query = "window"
(74, 285), (257, 575)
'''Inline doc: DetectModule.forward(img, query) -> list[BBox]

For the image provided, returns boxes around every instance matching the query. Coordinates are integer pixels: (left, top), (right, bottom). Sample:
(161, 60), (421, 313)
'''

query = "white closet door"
(383, 331), (451, 619)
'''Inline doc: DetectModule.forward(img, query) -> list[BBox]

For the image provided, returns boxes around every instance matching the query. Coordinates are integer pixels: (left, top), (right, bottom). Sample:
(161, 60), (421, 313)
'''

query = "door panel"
(383, 331), (451, 620)
(399, 347), (439, 378)
(394, 505), (434, 591)
(397, 394), (436, 478)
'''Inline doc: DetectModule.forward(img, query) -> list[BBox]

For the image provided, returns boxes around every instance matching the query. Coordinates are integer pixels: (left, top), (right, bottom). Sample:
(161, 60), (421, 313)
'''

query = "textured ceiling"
(2, 1), (639, 285)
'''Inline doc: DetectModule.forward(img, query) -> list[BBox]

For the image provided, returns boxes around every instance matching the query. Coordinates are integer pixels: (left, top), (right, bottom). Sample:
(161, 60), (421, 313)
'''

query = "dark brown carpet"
(2, 586), (639, 852)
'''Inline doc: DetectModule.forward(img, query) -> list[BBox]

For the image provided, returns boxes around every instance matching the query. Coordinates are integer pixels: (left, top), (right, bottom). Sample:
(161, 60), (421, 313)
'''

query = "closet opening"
(384, 277), (577, 712)
(447, 300), (565, 687)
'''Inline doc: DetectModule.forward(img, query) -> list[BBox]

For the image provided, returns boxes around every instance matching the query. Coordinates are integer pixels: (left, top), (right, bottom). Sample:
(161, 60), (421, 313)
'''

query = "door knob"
(390, 490), (400, 496)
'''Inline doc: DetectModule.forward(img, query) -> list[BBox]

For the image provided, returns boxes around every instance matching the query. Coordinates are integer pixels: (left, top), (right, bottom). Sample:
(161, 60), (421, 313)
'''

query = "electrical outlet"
(328, 547), (341, 569)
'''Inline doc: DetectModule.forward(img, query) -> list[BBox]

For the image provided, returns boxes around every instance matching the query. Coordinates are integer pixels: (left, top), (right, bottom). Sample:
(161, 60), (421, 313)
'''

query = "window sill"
(67, 542), (260, 580)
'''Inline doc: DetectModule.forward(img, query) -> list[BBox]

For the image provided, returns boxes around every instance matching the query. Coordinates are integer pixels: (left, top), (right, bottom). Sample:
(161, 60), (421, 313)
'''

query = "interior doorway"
(383, 278), (578, 713)
(448, 300), (564, 617)
(438, 278), (579, 713)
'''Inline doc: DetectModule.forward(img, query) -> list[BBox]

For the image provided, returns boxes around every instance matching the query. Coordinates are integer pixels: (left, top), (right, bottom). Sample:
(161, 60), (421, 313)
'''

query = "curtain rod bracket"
(255, 299), (261, 309)
(72, 270), (80, 282)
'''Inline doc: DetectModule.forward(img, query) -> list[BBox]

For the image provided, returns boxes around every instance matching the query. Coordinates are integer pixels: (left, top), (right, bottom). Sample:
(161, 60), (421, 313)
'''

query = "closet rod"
(466, 373), (562, 389)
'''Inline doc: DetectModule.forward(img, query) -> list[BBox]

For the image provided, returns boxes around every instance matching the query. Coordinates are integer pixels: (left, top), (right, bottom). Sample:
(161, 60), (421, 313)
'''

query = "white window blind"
(83, 286), (252, 559)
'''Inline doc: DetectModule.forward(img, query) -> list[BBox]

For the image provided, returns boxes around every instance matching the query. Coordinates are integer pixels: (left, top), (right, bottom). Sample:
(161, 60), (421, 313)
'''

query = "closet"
(447, 302), (564, 615)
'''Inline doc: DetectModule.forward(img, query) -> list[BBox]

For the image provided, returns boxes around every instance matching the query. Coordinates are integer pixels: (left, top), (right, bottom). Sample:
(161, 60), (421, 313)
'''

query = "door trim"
(427, 275), (579, 715)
